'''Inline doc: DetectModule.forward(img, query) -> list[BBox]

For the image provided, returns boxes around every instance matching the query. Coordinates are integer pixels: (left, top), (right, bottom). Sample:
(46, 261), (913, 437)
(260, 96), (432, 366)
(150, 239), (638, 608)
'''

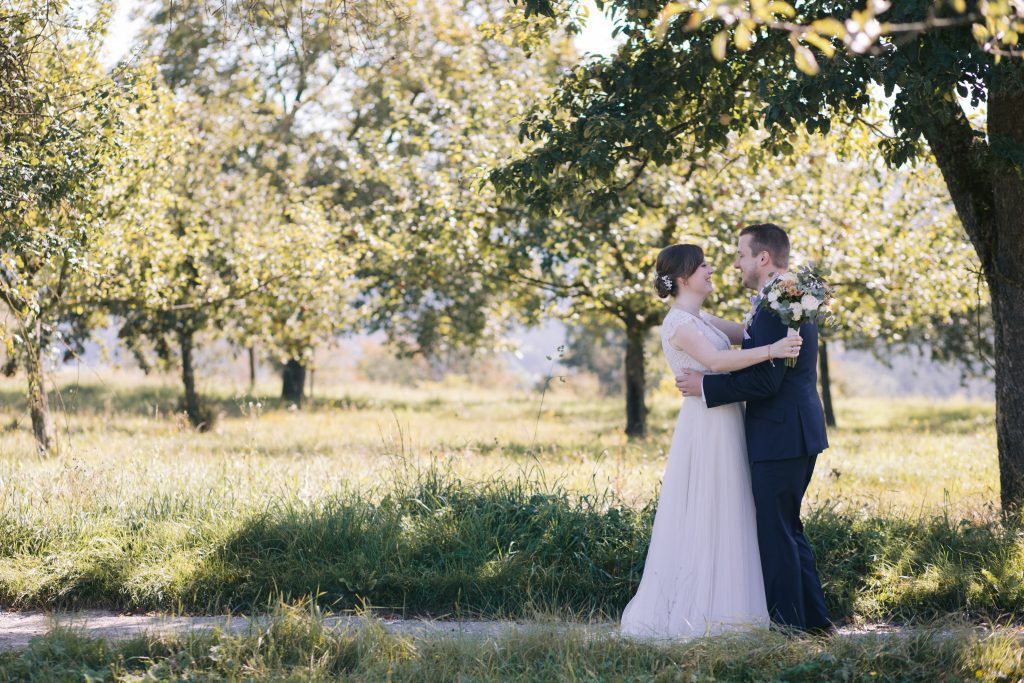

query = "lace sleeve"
(660, 309), (699, 348)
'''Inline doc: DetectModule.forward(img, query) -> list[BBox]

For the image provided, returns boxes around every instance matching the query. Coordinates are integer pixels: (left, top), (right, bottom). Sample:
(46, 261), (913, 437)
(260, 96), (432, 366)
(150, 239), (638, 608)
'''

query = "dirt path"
(0, 610), (614, 651)
(0, 610), (916, 651)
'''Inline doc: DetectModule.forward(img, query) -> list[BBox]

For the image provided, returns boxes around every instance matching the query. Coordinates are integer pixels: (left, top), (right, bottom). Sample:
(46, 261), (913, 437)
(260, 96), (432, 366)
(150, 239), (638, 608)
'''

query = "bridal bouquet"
(763, 265), (836, 366)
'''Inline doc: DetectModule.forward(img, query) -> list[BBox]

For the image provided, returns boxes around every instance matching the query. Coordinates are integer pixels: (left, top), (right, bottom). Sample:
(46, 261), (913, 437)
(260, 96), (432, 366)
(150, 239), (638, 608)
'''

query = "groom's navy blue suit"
(702, 301), (831, 631)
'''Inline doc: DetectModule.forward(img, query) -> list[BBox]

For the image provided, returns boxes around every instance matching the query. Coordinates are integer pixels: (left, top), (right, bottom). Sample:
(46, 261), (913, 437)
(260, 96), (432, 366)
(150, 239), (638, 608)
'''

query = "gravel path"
(0, 610), (617, 651)
(0, 610), (919, 652)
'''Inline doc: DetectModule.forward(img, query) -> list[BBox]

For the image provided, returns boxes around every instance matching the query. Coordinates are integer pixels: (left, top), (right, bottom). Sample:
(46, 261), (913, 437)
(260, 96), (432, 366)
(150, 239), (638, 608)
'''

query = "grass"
(0, 372), (999, 511)
(1, 459), (1021, 622)
(1, 605), (1023, 681)
(0, 372), (1015, 625)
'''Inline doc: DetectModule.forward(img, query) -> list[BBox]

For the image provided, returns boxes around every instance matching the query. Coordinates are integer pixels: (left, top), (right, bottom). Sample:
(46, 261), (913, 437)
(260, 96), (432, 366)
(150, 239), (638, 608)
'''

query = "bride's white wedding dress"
(620, 307), (769, 639)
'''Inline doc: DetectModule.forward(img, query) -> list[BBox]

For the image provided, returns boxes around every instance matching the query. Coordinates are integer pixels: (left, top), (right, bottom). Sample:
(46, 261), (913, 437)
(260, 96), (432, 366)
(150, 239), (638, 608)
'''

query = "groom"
(675, 223), (832, 634)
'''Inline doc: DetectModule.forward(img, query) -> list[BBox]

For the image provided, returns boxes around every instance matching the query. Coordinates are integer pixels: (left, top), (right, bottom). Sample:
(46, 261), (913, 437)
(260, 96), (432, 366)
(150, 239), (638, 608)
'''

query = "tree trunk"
(179, 328), (210, 431)
(988, 81), (1024, 514)
(248, 345), (257, 393)
(624, 325), (647, 438)
(990, 281), (1024, 513)
(281, 358), (305, 406)
(925, 78), (1024, 512)
(23, 319), (55, 454)
(819, 339), (836, 428)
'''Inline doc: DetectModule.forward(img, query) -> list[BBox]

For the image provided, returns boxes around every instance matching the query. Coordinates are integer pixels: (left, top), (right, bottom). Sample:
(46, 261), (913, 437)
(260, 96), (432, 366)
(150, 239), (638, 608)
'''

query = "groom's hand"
(676, 369), (704, 398)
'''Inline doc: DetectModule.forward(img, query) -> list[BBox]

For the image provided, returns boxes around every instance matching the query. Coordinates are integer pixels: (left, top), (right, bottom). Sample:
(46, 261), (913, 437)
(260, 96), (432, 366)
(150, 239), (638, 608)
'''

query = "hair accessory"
(659, 274), (673, 291)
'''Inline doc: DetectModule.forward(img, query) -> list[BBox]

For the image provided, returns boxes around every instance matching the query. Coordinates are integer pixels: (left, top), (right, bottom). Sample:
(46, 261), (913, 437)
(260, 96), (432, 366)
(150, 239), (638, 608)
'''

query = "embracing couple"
(620, 223), (833, 639)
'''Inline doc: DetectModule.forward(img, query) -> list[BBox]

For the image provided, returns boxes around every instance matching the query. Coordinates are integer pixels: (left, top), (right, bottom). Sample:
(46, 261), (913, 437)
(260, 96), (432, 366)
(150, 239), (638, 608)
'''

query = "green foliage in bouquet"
(763, 265), (836, 331)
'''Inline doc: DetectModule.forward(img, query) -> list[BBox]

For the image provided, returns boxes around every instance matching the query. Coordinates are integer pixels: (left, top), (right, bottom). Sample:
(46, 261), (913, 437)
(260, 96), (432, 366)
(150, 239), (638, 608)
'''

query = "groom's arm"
(702, 313), (745, 346)
(702, 312), (789, 408)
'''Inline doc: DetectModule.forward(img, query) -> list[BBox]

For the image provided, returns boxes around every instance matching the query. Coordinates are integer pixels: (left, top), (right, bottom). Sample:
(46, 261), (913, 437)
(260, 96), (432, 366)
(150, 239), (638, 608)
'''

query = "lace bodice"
(660, 307), (732, 375)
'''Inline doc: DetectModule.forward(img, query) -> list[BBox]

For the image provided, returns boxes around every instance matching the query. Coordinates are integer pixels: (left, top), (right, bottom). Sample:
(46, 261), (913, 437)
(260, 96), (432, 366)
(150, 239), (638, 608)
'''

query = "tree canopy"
(494, 0), (1024, 511)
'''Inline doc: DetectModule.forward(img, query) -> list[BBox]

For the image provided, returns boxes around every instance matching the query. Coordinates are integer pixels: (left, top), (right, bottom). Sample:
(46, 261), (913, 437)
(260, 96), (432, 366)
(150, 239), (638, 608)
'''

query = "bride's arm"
(670, 324), (801, 373)
(703, 313), (745, 346)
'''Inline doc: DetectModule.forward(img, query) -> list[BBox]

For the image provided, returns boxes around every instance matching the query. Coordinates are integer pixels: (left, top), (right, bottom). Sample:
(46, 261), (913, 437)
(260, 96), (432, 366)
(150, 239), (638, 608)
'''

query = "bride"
(620, 243), (801, 639)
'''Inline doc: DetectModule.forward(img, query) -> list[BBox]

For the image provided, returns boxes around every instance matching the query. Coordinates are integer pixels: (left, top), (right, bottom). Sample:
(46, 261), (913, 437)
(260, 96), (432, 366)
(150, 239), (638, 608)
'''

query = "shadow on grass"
(190, 472), (653, 618)
(199, 492), (1024, 623)
(808, 504), (1024, 622)
(3, 469), (1022, 625)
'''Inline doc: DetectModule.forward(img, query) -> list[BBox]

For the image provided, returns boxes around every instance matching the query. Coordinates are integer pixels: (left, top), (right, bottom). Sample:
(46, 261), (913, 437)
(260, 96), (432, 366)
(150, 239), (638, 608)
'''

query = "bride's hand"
(770, 334), (802, 359)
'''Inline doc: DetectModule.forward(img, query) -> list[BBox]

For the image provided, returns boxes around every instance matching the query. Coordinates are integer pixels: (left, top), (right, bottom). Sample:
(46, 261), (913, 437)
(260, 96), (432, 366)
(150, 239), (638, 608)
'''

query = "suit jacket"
(703, 303), (829, 462)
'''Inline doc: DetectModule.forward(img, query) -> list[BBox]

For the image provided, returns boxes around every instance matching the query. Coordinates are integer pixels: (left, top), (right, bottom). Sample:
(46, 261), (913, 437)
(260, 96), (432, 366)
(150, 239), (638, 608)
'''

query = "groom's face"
(734, 234), (764, 290)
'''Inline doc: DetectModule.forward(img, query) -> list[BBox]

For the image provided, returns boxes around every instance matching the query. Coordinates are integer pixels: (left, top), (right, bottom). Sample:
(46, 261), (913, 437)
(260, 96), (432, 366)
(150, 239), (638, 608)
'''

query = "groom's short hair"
(740, 223), (790, 269)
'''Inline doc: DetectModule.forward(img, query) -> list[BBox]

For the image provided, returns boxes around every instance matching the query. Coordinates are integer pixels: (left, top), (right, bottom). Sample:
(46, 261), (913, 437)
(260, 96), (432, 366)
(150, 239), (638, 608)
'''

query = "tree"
(0, 0), (134, 452)
(225, 196), (352, 407)
(134, 0), (385, 403)
(496, 0), (1024, 512)
(498, 155), (741, 437)
(102, 90), (339, 428)
(329, 0), (574, 355)
(135, 0), (576, 379)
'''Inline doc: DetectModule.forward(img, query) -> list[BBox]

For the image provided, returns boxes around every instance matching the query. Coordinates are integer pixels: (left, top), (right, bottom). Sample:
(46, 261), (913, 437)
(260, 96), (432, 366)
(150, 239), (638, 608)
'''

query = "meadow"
(0, 373), (1021, 680)
(0, 372), (999, 513)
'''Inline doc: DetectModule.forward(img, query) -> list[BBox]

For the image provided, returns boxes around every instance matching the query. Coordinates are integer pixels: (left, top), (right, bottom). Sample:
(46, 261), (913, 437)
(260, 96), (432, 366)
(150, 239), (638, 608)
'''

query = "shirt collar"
(751, 273), (782, 304)
(762, 272), (783, 293)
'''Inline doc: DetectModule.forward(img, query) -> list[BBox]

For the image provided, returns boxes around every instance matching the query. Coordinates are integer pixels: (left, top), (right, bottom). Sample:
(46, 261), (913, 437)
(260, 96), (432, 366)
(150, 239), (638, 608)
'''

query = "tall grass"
(0, 458), (1022, 622)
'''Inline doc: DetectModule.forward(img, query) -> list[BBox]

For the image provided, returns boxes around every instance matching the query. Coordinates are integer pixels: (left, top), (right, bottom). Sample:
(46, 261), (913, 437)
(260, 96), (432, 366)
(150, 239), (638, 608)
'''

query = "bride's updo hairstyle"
(654, 244), (704, 299)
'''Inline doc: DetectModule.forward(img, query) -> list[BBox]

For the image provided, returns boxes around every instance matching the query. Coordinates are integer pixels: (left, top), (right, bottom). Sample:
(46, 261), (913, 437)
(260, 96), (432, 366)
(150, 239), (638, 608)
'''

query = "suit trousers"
(749, 454), (830, 630)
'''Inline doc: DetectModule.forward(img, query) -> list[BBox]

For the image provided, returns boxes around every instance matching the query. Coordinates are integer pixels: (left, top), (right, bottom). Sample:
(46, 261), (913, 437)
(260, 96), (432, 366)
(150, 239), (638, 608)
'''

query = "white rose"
(770, 301), (781, 310)
(790, 303), (803, 319)
(767, 290), (780, 302)
(800, 294), (820, 312)
(780, 272), (798, 284)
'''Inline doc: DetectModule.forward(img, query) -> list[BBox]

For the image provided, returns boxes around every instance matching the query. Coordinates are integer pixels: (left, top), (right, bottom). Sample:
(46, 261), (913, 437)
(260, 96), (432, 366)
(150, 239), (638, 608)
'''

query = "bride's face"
(682, 260), (715, 296)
